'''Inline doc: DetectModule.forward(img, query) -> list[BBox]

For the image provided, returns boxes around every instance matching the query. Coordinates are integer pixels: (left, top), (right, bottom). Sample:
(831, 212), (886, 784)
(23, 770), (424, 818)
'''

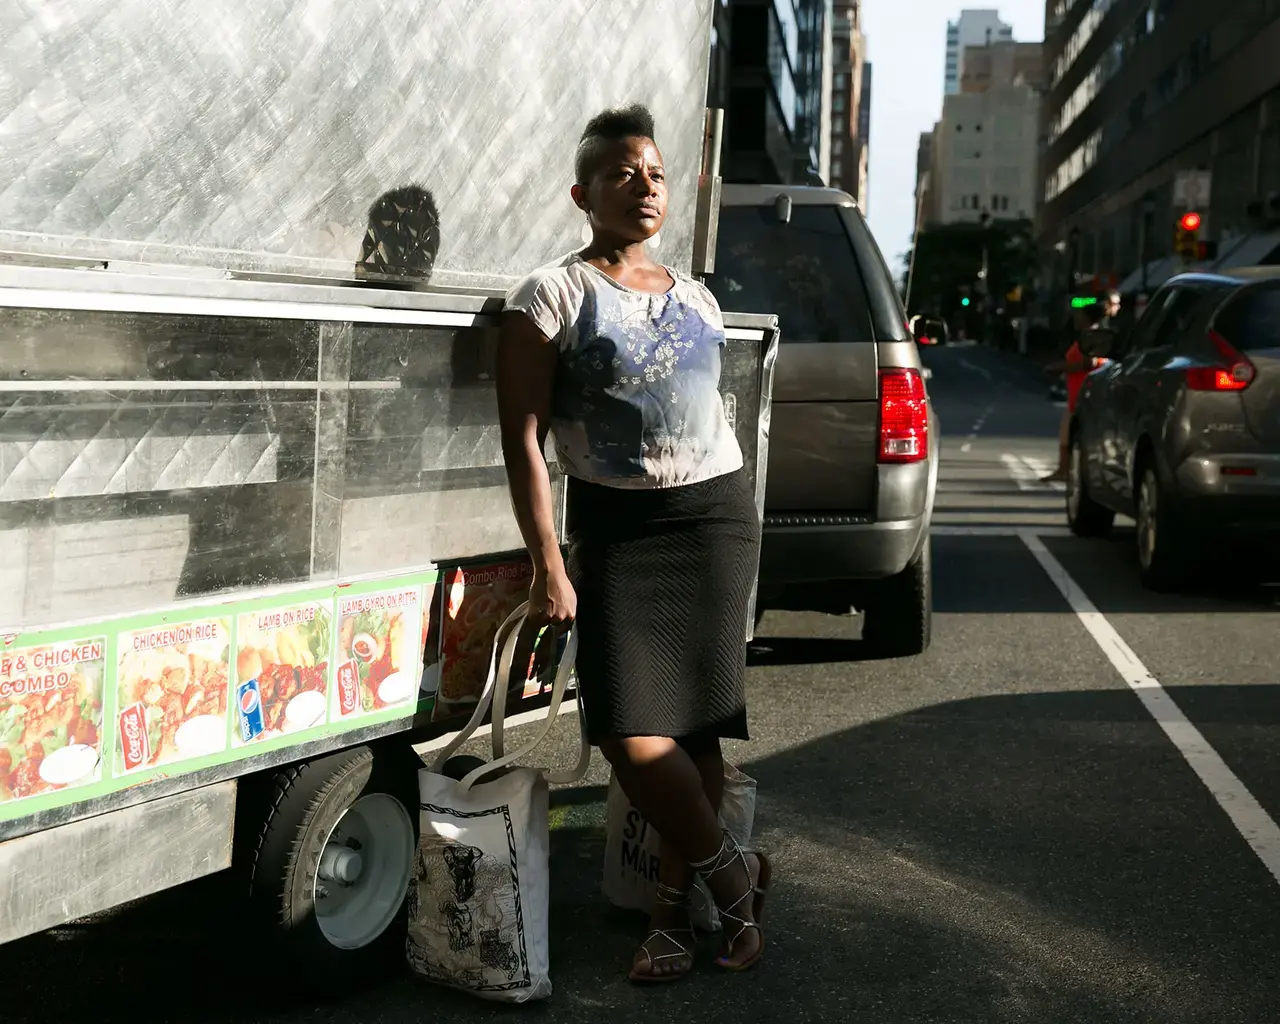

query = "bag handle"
(428, 603), (590, 790)
(428, 603), (527, 773)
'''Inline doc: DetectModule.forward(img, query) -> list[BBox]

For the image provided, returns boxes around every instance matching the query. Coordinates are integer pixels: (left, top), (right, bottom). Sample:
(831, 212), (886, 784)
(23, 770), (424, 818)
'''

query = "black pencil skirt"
(565, 468), (761, 746)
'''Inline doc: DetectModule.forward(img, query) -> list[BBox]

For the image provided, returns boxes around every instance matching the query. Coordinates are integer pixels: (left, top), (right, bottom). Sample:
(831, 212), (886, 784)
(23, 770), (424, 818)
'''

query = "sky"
(862, 1), (1046, 270)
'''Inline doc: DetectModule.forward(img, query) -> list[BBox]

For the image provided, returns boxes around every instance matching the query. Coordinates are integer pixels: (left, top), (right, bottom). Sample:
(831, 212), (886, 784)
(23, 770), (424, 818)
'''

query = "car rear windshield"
(706, 205), (874, 343)
(1214, 286), (1280, 351)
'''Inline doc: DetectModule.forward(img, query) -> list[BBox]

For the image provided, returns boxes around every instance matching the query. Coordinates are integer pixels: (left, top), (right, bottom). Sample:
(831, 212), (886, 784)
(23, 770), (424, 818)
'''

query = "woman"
(1043, 302), (1107, 483)
(496, 104), (771, 982)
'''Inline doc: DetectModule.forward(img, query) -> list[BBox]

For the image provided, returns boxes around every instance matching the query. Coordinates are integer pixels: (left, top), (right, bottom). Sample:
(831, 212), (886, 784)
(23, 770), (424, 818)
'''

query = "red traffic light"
(1180, 211), (1202, 232)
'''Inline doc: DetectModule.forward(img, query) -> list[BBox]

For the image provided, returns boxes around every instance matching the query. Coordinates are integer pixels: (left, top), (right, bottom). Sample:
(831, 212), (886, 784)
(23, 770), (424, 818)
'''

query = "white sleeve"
(503, 270), (565, 344)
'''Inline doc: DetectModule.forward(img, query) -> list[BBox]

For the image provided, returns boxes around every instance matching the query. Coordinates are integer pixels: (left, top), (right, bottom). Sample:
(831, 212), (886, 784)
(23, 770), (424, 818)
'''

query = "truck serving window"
(707, 205), (875, 343)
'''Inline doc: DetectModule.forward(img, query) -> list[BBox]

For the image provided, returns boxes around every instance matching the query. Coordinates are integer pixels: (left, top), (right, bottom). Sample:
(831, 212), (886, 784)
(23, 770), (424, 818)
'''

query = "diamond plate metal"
(0, 0), (714, 288)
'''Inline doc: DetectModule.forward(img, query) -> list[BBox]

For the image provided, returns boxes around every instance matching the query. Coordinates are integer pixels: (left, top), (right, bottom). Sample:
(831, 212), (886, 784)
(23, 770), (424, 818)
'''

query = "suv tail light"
(878, 368), (929, 463)
(1186, 331), (1257, 391)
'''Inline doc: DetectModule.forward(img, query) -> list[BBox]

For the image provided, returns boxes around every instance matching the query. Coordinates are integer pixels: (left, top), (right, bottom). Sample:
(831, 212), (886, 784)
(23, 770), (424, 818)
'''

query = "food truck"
(0, 0), (778, 980)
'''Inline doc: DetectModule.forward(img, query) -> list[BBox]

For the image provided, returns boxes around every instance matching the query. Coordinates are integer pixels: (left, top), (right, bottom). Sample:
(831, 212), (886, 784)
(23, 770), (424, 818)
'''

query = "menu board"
(0, 637), (107, 804)
(332, 585), (423, 723)
(232, 601), (333, 747)
(115, 619), (231, 775)
(0, 565), (514, 828)
(434, 559), (533, 720)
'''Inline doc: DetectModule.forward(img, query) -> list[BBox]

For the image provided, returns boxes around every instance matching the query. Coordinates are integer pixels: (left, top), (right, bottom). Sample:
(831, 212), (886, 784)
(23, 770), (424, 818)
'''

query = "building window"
(973, 194), (980, 209)
(832, 159), (843, 178)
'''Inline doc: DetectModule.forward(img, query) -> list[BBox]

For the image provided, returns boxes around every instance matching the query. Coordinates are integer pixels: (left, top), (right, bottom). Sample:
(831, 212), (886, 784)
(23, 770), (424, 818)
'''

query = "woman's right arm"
(495, 310), (576, 627)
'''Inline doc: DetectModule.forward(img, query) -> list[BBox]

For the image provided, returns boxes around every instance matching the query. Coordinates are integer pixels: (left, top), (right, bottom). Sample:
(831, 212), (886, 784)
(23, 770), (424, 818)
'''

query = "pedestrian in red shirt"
(1043, 303), (1108, 482)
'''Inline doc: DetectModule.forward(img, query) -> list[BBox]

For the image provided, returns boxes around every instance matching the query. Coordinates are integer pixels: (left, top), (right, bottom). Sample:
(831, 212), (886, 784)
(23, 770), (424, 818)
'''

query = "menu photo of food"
(115, 620), (230, 776)
(233, 601), (332, 747)
(332, 586), (423, 722)
(1, 637), (107, 804)
(433, 559), (535, 721)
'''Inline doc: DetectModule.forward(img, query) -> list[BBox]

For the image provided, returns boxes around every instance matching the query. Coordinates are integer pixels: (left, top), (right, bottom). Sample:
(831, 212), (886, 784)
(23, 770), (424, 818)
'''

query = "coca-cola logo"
(119, 704), (149, 770)
(337, 661), (359, 715)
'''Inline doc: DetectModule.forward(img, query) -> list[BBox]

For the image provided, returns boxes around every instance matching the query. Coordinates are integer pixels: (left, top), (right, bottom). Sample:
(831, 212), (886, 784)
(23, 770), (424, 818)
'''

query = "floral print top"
(504, 252), (743, 489)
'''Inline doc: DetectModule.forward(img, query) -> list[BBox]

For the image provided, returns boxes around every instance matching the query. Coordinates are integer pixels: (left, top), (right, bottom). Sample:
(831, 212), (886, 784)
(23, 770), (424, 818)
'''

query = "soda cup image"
(237, 678), (266, 743)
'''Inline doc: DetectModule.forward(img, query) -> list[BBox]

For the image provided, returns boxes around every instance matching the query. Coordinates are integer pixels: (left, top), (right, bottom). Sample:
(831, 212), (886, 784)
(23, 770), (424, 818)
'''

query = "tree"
(900, 218), (1036, 323)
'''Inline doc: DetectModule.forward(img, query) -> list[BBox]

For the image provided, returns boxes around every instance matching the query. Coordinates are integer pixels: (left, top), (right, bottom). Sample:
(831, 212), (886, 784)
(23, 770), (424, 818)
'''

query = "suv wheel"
(1067, 434), (1114, 537)
(862, 538), (932, 657)
(1135, 464), (1190, 590)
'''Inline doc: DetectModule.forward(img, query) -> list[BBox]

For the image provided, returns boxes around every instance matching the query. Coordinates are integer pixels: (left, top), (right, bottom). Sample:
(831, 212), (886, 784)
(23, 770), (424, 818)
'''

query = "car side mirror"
(911, 315), (949, 346)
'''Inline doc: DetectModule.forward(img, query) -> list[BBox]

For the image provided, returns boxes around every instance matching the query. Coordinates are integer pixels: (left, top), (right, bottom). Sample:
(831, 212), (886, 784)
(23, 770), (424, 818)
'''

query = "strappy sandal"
(692, 829), (773, 973)
(628, 882), (697, 984)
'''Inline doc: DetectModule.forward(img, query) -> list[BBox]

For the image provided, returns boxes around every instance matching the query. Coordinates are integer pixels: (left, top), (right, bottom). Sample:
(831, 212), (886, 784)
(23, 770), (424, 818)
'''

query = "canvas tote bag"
(407, 603), (588, 1003)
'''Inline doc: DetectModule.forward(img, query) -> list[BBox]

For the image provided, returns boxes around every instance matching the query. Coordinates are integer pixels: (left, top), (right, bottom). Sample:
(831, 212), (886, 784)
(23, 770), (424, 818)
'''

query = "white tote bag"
(407, 604), (588, 1003)
(601, 762), (757, 932)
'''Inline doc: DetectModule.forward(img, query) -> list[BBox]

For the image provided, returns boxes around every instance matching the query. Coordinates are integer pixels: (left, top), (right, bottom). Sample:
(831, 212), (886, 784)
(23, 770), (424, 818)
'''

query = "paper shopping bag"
(600, 762), (757, 932)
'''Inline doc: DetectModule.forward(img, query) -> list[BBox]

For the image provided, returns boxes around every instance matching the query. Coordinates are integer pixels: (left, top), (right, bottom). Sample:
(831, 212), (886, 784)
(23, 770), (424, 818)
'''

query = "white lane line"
(1001, 453), (1065, 493)
(960, 358), (993, 382)
(960, 442), (972, 452)
(933, 525), (1071, 537)
(1020, 532), (1280, 887)
(1021, 454), (1065, 492)
(1001, 453), (1040, 492)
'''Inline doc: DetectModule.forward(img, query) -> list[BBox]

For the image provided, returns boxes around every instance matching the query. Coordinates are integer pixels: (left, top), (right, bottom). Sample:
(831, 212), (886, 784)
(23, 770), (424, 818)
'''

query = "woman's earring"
(647, 231), (662, 251)
(581, 219), (593, 245)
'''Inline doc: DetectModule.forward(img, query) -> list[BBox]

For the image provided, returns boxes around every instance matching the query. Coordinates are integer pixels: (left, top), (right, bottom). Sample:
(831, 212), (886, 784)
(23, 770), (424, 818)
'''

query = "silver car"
(706, 185), (940, 654)
(1068, 268), (1280, 588)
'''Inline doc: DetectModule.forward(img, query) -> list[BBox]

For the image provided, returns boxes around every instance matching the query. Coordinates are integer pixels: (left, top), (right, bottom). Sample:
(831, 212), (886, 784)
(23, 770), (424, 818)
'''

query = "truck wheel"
(1067, 433), (1113, 537)
(240, 744), (420, 988)
(862, 538), (932, 657)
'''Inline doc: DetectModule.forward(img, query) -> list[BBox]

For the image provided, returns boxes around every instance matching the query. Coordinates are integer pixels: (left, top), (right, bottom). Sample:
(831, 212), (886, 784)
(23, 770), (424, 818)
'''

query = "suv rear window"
(707, 205), (874, 344)
(1214, 286), (1280, 351)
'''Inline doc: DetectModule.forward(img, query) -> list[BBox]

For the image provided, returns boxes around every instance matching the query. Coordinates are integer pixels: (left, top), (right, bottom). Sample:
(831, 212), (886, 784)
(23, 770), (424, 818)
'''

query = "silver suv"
(1069, 267), (1280, 588)
(707, 185), (939, 655)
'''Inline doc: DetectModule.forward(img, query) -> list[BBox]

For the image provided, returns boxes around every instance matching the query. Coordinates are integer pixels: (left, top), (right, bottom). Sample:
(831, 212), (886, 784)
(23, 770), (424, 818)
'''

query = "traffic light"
(961, 297), (971, 307)
(1175, 211), (1201, 260)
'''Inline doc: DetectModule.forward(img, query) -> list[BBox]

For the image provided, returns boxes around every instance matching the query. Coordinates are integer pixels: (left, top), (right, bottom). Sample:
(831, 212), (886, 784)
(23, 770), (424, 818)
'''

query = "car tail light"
(878, 368), (928, 463)
(1186, 331), (1256, 391)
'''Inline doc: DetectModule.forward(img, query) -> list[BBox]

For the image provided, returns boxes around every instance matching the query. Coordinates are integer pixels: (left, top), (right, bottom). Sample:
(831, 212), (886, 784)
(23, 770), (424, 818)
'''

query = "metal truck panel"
(0, 779), (235, 945)
(0, 0), (714, 288)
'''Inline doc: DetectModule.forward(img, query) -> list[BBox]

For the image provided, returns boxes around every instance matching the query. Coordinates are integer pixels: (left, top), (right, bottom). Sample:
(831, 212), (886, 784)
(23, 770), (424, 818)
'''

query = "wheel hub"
(1137, 474), (1158, 569)
(313, 792), (414, 950)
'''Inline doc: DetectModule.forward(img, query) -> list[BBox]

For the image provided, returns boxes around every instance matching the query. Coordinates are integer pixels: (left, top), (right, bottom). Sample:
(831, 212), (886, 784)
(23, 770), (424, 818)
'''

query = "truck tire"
(239, 743), (420, 990)
(862, 538), (933, 657)
(1067, 433), (1114, 537)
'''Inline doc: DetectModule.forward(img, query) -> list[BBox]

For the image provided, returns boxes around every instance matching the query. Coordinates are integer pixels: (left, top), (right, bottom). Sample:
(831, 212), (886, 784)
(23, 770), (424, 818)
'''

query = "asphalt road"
(9, 342), (1280, 1024)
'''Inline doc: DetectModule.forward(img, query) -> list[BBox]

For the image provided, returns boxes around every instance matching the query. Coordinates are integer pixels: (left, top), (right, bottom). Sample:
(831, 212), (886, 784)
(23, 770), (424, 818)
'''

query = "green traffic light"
(1071, 296), (1099, 309)
(961, 297), (971, 307)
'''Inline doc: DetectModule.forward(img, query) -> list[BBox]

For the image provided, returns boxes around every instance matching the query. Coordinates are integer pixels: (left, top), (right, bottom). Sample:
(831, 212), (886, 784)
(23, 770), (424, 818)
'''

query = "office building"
(927, 40), (1042, 226)
(945, 10), (1014, 95)
(717, 0), (836, 185)
(1039, 0), (1280, 293)
(830, 1), (870, 206)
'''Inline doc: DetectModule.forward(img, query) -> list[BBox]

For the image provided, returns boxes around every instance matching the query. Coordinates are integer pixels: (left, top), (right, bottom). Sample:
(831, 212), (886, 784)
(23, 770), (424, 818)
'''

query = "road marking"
(960, 442), (972, 452)
(933, 525), (1071, 537)
(1020, 454), (1066, 492)
(1020, 531), (1280, 888)
(1001, 453), (1065, 492)
(960, 358), (993, 381)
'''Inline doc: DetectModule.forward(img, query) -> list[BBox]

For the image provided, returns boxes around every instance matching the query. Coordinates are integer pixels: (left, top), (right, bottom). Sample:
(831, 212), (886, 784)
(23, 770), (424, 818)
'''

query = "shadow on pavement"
(8, 686), (1279, 1024)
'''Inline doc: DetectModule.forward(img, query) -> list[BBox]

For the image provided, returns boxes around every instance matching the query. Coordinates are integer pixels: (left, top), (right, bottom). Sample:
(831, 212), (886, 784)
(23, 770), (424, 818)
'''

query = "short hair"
(574, 104), (657, 185)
